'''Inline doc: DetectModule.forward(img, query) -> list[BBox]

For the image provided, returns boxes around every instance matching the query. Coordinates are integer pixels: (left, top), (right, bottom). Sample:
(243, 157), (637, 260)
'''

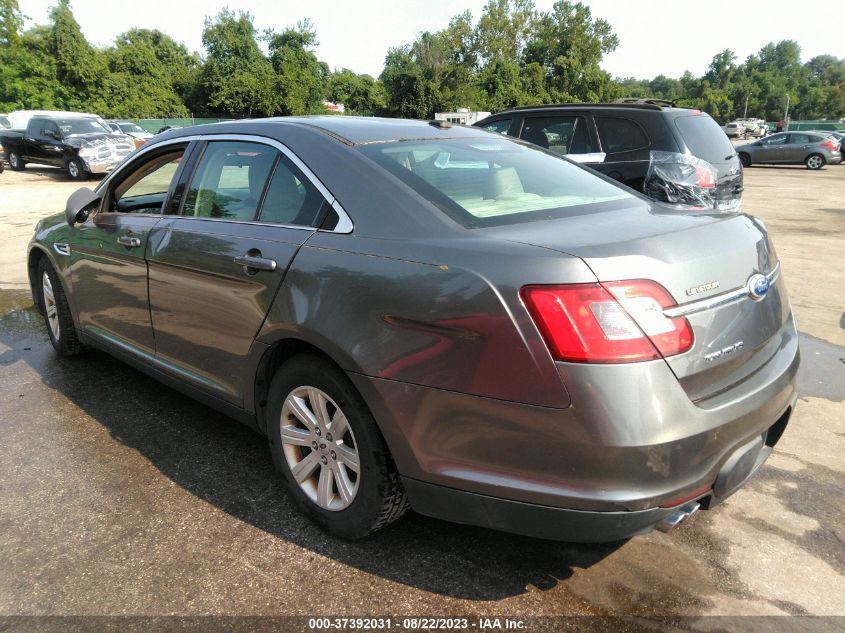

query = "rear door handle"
(234, 252), (277, 273)
(117, 235), (141, 248)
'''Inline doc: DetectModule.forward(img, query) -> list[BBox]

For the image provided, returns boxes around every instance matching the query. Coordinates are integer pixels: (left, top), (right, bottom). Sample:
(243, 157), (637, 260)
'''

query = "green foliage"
(194, 9), (279, 118)
(0, 0), (841, 124)
(267, 20), (330, 115)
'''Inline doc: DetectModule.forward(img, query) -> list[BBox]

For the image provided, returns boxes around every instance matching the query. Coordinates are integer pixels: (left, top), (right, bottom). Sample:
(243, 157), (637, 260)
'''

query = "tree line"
(1, 0), (843, 123)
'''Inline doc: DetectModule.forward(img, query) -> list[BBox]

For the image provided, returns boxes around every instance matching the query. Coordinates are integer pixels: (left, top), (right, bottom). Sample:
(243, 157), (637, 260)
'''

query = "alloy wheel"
(280, 386), (360, 511)
(42, 271), (60, 340)
(9, 153), (19, 169)
(68, 161), (79, 179)
(806, 155), (823, 170)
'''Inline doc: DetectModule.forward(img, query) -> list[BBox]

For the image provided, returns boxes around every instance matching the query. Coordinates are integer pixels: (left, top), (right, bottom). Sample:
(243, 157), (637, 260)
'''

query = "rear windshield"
(357, 138), (633, 228)
(0, 116), (9, 129)
(674, 114), (736, 163)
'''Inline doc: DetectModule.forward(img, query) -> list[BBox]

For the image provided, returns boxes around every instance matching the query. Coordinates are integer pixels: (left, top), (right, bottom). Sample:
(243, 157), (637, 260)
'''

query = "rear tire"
(37, 258), (84, 356)
(8, 150), (25, 171)
(738, 152), (751, 168)
(805, 154), (824, 170)
(267, 353), (409, 539)
(67, 158), (87, 180)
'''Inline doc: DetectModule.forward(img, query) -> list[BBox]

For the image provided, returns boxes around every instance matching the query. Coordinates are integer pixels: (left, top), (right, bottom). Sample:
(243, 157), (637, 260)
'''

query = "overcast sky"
(18, 0), (845, 79)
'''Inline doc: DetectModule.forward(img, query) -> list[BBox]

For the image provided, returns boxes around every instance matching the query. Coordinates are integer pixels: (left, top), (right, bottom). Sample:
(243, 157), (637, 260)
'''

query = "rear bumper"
(351, 315), (799, 524)
(402, 402), (792, 541)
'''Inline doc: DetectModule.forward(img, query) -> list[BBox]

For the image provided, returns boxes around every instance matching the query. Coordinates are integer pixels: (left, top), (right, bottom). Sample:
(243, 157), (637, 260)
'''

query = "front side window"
(788, 134), (812, 144)
(358, 138), (632, 228)
(761, 134), (787, 146)
(35, 121), (60, 141)
(109, 149), (185, 214)
(595, 116), (650, 154)
(480, 119), (513, 136)
(520, 116), (595, 155)
(182, 141), (278, 220)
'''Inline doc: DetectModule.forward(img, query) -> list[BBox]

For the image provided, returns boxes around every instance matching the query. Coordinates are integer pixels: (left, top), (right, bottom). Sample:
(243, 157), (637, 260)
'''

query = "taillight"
(821, 139), (839, 151)
(695, 165), (716, 189)
(520, 280), (693, 363)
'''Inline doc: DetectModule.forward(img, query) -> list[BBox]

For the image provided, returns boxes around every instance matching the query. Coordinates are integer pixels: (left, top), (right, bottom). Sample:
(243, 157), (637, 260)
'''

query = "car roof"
(487, 102), (698, 117)
(170, 116), (490, 146)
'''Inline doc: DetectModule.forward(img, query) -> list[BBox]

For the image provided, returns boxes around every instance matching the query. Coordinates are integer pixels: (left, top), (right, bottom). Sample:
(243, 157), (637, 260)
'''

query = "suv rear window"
(674, 114), (736, 163)
(358, 138), (632, 228)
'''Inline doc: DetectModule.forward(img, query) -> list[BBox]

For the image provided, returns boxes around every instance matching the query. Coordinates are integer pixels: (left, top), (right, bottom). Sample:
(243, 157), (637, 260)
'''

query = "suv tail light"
(821, 139), (839, 151)
(520, 280), (693, 363)
(695, 165), (716, 189)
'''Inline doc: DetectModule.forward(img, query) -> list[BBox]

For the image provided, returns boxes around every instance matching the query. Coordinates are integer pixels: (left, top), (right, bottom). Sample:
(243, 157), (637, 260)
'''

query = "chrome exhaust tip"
(656, 501), (701, 533)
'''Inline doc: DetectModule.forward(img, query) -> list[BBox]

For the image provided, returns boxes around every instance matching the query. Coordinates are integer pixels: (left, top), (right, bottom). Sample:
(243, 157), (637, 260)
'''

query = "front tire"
(805, 154), (825, 170)
(267, 354), (408, 539)
(67, 158), (87, 180)
(738, 152), (751, 168)
(38, 258), (84, 356)
(8, 150), (25, 171)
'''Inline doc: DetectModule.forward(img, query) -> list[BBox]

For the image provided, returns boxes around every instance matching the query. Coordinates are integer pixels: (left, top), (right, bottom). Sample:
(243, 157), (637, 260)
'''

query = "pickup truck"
(0, 114), (135, 180)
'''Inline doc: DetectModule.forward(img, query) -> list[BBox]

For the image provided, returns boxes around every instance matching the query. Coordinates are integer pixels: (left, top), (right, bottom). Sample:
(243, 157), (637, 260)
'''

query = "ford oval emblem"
(747, 273), (770, 301)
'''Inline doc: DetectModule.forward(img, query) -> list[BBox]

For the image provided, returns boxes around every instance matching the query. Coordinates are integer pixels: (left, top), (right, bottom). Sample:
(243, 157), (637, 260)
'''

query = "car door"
(69, 141), (192, 354)
(146, 136), (333, 406)
(784, 133), (813, 162)
(593, 115), (652, 188)
(25, 120), (63, 166)
(754, 133), (788, 163)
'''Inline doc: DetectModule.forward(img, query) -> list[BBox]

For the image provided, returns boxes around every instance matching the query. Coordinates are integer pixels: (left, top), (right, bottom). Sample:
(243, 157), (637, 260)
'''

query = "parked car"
(105, 120), (153, 148)
(808, 130), (845, 154)
(735, 119), (767, 138)
(736, 132), (842, 169)
(475, 100), (743, 211)
(0, 114), (135, 180)
(724, 122), (745, 138)
(29, 117), (798, 542)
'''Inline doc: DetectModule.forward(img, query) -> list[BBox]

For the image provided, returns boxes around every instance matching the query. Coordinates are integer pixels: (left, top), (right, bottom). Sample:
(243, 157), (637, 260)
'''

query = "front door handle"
(117, 235), (141, 248)
(234, 252), (277, 273)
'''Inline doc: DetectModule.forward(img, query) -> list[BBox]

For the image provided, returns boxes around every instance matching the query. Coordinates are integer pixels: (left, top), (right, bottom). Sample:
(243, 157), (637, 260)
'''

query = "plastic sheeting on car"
(643, 151), (719, 210)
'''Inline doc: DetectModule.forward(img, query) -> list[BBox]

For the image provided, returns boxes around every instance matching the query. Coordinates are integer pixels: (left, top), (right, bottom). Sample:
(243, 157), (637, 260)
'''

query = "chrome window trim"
(191, 133), (354, 234)
(94, 135), (201, 194)
(663, 262), (781, 318)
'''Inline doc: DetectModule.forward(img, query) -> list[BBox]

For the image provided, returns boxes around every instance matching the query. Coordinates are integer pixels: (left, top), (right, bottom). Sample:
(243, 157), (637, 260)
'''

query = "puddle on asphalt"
(0, 289), (41, 337)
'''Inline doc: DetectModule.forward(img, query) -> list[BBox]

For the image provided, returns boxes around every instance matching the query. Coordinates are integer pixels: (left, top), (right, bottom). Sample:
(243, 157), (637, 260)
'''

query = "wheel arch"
(28, 245), (77, 323)
(253, 334), (365, 434)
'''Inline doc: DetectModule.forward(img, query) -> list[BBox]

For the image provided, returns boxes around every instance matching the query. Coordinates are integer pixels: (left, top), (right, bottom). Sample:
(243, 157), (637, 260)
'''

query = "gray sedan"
(28, 117), (798, 542)
(736, 131), (842, 169)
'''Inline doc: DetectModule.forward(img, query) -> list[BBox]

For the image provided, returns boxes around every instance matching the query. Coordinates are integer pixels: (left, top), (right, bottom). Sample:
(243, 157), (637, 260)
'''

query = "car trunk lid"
(485, 201), (790, 401)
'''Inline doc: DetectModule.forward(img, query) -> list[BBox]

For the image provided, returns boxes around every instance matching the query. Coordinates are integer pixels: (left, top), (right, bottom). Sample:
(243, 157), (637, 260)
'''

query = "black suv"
(475, 99), (743, 211)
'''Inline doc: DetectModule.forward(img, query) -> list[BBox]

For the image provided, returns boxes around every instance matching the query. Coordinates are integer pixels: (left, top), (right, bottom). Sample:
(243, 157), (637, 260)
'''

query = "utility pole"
(784, 94), (790, 131)
(743, 94), (749, 119)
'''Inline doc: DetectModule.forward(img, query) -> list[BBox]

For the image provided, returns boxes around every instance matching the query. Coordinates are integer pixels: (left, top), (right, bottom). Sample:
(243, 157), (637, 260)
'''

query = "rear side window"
(358, 138), (632, 228)
(479, 118), (513, 135)
(673, 114), (736, 163)
(182, 141), (278, 220)
(258, 155), (326, 226)
(520, 116), (595, 155)
(788, 134), (812, 144)
(595, 117), (649, 154)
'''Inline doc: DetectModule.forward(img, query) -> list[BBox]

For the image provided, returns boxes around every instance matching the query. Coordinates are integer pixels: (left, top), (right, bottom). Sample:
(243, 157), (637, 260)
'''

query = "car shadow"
(0, 291), (624, 601)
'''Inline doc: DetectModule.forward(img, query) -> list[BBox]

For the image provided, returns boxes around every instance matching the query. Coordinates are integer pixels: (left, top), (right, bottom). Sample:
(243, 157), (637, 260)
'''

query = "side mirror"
(65, 188), (101, 226)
